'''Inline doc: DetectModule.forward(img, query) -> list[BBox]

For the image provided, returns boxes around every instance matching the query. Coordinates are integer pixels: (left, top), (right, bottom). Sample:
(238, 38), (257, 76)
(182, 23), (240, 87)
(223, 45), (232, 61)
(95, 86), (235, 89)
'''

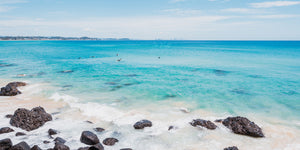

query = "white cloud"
(0, 6), (14, 12)
(162, 9), (201, 16)
(254, 14), (300, 19)
(0, 0), (27, 5)
(251, 1), (300, 8)
(222, 8), (257, 13)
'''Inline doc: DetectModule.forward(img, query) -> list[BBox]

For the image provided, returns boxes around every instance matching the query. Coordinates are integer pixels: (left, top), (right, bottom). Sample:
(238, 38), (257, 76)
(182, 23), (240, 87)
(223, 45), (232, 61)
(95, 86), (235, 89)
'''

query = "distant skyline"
(0, 0), (300, 40)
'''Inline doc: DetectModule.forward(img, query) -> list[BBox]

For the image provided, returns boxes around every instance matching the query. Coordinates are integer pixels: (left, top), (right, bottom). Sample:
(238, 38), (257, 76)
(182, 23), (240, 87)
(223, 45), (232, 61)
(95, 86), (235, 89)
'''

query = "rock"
(54, 143), (70, 150)
(77, 147), (89, 150)
(5, 114), (13, 118)
(190, 119), (217, 130)
(0, 138), (12, 150)
(0, 82), (26, 96)
(222, 116), (264, 137)
(103, 138), (119, 146)
(10, 107), (52, 131)
(168, 126), (175, 131)
(93, 128), (105, 132)
(16, 132), (26, 136)
(89, 143), (104, 150)
(10, 141), (31, 150)
(43, 141), (51, 144)
(48, 129), (58, 136)
(80, 131), (100, 145)
(31, 145), (42, 150)
(120, 149), (132, 150)
(0, 127), (14, 134)
(85, 121), (93, 124)
(133, 120), (152, 129)
(214, 119), (223, 123)
(54, 137), (66, 144)
(224, 146), (239, 150)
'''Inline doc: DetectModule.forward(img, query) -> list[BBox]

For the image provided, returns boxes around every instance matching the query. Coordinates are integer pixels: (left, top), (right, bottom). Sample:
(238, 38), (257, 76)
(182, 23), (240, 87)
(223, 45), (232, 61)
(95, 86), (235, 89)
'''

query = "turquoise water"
(0, 41), (299, 121)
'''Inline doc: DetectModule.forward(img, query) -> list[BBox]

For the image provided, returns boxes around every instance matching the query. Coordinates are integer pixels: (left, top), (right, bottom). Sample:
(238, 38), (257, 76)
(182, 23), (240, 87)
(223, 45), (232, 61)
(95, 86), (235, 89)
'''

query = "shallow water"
(0, 41), (300, 149)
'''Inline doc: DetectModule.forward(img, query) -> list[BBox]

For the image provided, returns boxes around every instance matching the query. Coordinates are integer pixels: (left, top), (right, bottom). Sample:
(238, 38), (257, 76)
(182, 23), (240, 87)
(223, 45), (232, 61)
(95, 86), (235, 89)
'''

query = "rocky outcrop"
(190, 119), (217, 130)
(133, 120), (152, 129)
(80, 131), (100, 145)
(222, 116), (264, 137)
(0, 82), (26, 96)
(224, 146), (239, 150)
(10, 107), (52, 131)
(103, 138), (119, 146)
(0, 138), (12, 150)
(0, 127), (14, 134)
(10, 141), (31, 150)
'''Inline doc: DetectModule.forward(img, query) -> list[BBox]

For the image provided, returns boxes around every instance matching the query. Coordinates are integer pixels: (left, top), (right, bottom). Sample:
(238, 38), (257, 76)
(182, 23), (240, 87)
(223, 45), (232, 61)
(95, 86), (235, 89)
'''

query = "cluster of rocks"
(0, 82), (26, 96)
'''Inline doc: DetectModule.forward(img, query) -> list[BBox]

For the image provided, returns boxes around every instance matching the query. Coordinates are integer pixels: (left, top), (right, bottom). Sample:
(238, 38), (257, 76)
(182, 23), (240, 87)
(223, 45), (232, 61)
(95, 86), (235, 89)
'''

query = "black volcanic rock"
(190, 119), (217, 130)
(120, 148), (133, 150)
(53, 143), (70, 150)
(93, 128), (105, 132)
(133, 120), (152, 129)
(103, 138), (119, 146)
(10, 107), (52, 131)
(10, 141), (31, 150)
(0, 82), (26, 96)
(80, 131), (100, 145)
(77, 147), (89, 150)
(5, 114), (13, 118)
(48, 129), (58, 136)
(222, 116), (264, 137)
(224, 146), (239, 150)
(0, 138), (12, 150)
(89, 143), (104, 150)
(0, 127), (14, 134)
(31, 145), (42, 150)
(54, 137), (66, 144)
(15, 132), (26, 136)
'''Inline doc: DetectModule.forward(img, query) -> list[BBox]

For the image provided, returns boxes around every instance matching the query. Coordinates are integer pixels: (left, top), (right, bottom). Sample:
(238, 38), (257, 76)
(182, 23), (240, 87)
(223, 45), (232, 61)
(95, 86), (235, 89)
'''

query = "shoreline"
(0, 79), (300, 149)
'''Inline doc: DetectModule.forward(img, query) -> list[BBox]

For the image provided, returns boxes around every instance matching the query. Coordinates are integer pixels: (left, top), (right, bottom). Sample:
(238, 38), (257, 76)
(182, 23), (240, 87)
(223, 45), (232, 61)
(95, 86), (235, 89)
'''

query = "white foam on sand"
(0, 80), (299, 150)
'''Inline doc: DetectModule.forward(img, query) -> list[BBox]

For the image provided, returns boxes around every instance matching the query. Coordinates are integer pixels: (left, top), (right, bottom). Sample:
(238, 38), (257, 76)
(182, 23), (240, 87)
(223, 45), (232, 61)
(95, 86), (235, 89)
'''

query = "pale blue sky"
(0, 0), (300, 40)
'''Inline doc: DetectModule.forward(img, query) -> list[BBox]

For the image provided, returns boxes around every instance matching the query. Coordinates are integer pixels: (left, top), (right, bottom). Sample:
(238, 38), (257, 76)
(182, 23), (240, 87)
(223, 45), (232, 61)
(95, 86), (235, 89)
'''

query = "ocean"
(0, 40), (299, 149)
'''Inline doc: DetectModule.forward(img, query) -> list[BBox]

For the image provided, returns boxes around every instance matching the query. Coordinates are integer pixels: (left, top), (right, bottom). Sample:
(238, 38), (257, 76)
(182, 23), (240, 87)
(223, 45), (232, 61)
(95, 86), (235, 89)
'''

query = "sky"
(0, 0), (300, 40)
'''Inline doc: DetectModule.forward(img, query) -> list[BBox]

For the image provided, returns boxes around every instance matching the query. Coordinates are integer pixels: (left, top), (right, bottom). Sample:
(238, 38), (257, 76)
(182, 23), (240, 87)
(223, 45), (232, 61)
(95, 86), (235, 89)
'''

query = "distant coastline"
(0, 36), (130, 41)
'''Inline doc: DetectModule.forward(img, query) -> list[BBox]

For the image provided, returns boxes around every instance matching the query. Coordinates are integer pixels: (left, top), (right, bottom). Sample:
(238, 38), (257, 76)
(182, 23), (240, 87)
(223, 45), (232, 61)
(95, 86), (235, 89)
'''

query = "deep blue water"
(0, 41), (299, 121)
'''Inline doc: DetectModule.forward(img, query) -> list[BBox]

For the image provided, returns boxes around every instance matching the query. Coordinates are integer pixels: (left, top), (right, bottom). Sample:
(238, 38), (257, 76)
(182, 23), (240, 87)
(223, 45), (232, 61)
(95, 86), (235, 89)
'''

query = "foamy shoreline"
(0, 79), (300, 150)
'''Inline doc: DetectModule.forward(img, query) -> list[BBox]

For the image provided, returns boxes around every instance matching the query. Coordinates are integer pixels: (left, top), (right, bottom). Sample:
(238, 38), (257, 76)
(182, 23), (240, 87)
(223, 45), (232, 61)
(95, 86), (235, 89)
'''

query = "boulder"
(54, 137), (66, 144)
(222, 116), (264, 137)
(0, 82), (26, 96)
(103, 138), (119, 146)
(43, 141), (51, 144)
(10, 141), (31, 150)
(0, 138), (12, 150)
(10, 107), (52, 131)
(190, 119), (217, 130)
(120, 149), (133, 150)
(224, 146), (239, 150)
(0, 127), (14, 134)
(133, 120), (152, 129)
(168, 126), (174, 131)
(16, 132), (26, 136)
(80, 131), (100, 145)
(48, 129), (58, 136)
(31, 145), (42, 150)
(89, 143), (104, 150)
(54, 143), (70, 150)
